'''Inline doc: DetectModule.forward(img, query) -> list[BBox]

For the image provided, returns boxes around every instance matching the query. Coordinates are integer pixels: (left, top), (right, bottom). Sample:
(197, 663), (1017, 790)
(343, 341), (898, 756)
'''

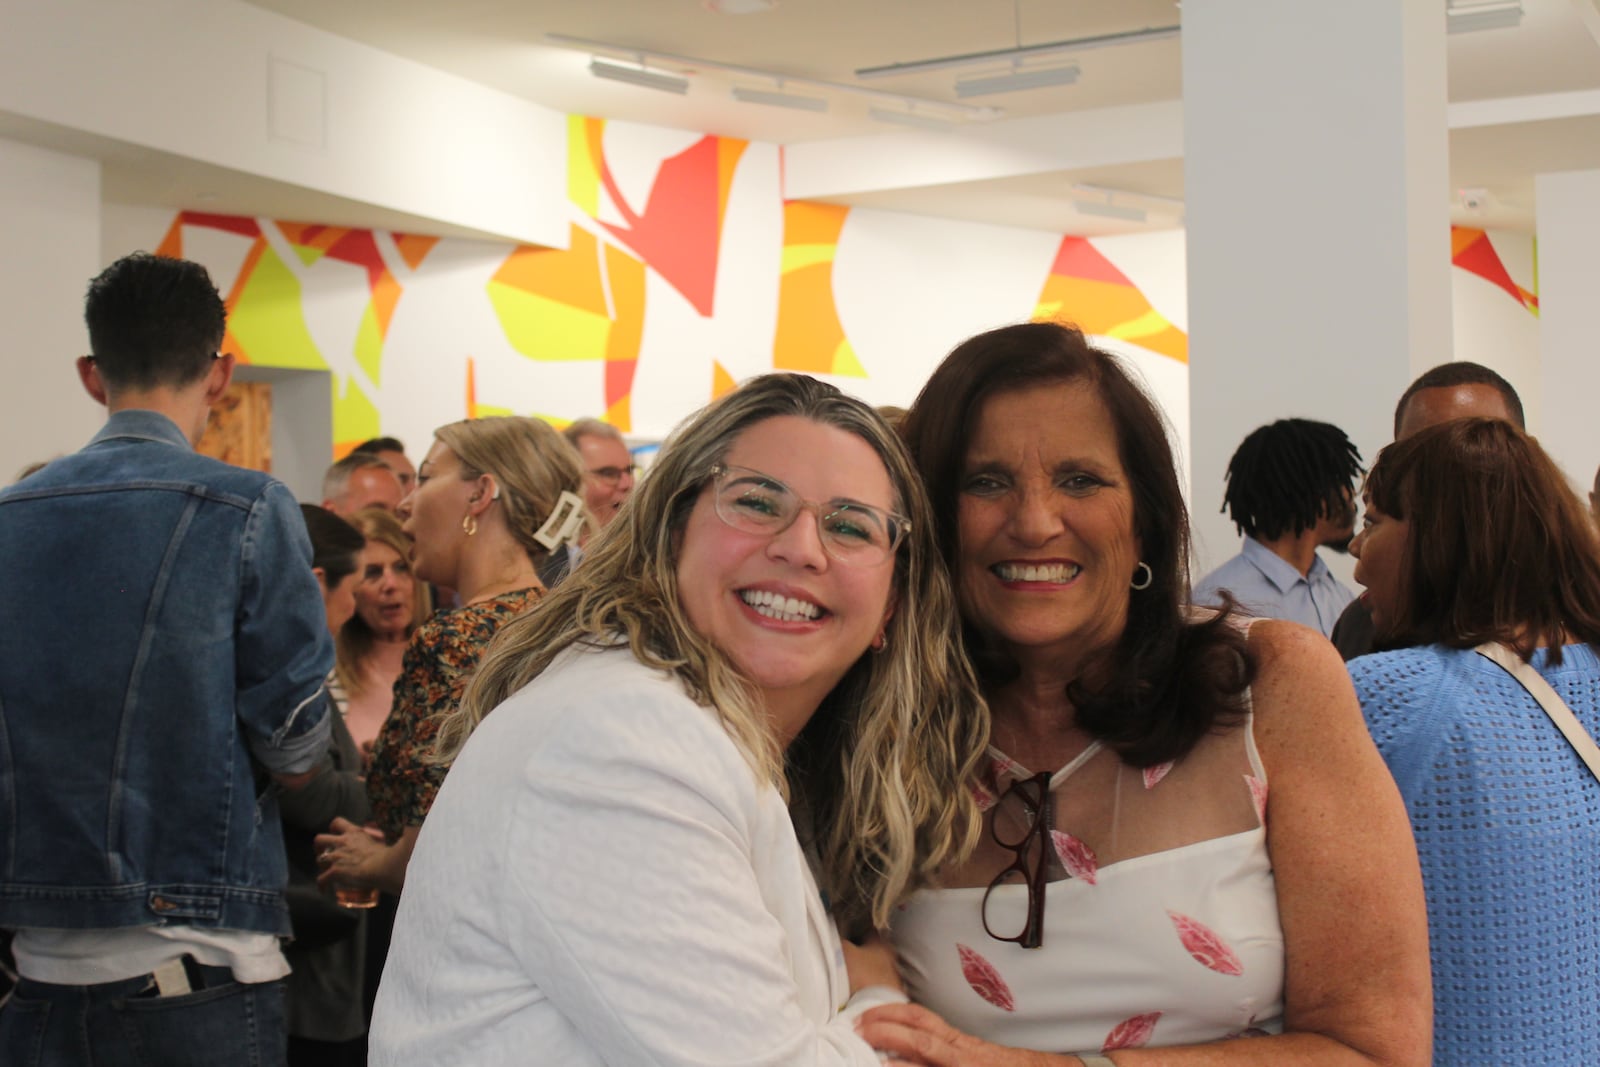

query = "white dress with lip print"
(891, 706), (1284, 1056)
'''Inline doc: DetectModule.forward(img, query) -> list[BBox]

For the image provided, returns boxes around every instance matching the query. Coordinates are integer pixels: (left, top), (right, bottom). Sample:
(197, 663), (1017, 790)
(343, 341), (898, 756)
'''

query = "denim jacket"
(0, 410), (332, 936)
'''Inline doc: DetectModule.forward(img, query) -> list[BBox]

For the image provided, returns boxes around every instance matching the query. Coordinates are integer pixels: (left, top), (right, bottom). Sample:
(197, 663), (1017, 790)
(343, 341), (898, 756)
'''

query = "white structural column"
(1182, 0), (1452, 577)
(1534, 169), (1600, 492)
(0, 138), (103, 477)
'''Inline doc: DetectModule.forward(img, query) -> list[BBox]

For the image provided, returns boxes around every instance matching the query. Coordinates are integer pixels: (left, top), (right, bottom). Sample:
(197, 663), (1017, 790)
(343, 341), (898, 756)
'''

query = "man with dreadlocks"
(1193, 418), (1364, 637)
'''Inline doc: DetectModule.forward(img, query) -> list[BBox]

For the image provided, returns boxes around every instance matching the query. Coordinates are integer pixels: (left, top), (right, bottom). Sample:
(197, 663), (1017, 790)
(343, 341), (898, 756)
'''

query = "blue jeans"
(0, 966), (286, 1067)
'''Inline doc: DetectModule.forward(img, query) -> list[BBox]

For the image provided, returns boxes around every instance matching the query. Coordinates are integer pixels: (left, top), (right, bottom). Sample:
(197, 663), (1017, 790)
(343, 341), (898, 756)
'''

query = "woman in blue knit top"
(1349, 417), (1600, 1065)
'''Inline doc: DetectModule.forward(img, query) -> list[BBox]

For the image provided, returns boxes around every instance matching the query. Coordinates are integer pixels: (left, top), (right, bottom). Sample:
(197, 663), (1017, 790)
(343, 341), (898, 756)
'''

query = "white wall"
(0, 139), (104, 478)
(1450, 230), (1540, 432)
(0, 0), (568, 247)
(1536, 168), (1600, 492)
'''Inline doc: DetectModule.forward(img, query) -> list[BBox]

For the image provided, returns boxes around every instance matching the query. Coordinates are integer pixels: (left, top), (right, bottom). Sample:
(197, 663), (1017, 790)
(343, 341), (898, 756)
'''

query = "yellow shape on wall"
(228, 244), (329, 372)
(332, 376), (380, 457)
(568, 116), (605, 220)
(488, 227), (630, 362)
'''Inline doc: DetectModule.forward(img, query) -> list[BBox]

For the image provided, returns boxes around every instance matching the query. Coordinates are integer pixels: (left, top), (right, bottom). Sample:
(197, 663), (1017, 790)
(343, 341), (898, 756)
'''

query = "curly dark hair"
(1220, 418), (1362, 541)
(902, 321), (1254, 767)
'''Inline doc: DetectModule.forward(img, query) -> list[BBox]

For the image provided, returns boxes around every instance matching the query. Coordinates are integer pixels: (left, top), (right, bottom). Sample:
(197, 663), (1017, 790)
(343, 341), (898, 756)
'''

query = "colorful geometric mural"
(487, 224), (646, 430)
(1033, 237), (1189, 364)
(772, 201), (867, 378)
(572, 115), (748, 318)
(1452, 226), (1538, 314)
(156, 211), (440, 452)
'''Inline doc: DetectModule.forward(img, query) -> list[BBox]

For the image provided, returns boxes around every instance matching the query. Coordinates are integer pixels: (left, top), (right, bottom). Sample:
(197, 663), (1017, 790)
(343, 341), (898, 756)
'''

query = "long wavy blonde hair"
(439, 374), (989, 930)
(432, 416), (586, 564)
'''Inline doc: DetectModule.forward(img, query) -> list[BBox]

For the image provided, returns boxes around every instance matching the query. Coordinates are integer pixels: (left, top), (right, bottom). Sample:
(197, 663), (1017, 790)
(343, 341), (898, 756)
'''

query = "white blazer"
(370, 643), (899, 1065)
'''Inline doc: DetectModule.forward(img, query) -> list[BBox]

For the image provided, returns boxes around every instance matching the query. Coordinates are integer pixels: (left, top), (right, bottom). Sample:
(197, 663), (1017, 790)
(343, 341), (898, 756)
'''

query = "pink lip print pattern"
(956, 943), (1015, 1011)
(1167, 910), (1245, 976)
(1102, 1011), (1162, 1051)
(991, 754), (1028, 782)
(1245, 774), (1268, 824)
(1142, 761), (1173, 789)
(1050, 829), (1099, 885)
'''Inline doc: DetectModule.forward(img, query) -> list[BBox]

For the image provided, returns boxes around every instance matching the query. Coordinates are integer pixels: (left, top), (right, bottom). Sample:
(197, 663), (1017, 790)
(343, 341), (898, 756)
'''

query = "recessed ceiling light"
(705, 0), (778, 13)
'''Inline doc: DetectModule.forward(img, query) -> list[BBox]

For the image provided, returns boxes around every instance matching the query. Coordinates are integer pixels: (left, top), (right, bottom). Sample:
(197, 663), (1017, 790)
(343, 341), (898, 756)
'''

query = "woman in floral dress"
(316, 415), (585, 896)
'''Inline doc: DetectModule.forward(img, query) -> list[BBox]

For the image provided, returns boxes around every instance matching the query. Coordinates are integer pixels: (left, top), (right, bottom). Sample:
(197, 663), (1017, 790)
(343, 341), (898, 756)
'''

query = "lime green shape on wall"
(354, 304), (385, 386)
(333, 375), (380, 447)
(230, 245), (330, 372)
(485, 286), (612, 362)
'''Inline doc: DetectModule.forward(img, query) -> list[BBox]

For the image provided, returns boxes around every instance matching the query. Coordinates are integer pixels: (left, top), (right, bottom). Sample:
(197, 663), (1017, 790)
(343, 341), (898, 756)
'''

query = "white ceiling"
(100, 0), (1600, 236)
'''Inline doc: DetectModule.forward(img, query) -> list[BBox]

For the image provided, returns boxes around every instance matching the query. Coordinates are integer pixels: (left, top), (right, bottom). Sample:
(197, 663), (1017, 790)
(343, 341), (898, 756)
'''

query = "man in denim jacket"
(0, 253), (333, 1065)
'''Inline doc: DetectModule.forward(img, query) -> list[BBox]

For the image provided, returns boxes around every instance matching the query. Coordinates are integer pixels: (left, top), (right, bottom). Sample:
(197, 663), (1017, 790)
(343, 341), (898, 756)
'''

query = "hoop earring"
(462, 514), (478, 537)
(1130, 561), (1153, 590)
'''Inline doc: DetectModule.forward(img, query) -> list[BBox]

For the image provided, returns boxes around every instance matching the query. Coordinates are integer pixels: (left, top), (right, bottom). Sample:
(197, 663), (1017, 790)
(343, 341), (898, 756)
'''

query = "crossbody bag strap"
(1475, 641), (1600, 785)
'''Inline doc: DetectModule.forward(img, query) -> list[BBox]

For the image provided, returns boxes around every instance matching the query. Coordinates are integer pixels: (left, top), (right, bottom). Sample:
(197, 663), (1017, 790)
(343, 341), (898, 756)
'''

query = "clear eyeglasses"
(708, 463), (909, 567)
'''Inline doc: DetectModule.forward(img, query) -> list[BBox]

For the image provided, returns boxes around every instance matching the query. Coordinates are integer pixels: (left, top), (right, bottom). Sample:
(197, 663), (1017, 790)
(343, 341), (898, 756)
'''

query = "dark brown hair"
(902, 321), (1253, 766)
(85, 253), (225, 391)
(1365, 418), (1600, 661)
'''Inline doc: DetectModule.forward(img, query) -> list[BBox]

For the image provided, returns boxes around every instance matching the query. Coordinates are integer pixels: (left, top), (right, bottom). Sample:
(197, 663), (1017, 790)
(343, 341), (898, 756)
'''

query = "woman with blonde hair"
(316, 416), (585, 897)
(335, 507), (430, 756)
(369, 374), (988, 1065)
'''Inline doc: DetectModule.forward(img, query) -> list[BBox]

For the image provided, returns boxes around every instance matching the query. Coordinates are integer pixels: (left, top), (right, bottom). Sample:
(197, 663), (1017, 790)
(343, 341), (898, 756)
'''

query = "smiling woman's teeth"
(740, 589), (821, 622)
(995, 562), (1081, 583)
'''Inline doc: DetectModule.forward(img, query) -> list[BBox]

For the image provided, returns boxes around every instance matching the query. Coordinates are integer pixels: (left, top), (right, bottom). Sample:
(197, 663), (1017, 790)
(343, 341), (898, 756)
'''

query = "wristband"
(1078, 1056), (1117, 1067)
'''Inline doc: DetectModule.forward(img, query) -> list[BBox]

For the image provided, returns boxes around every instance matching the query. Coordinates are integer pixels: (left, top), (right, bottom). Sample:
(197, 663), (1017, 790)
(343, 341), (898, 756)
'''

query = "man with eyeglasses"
(562, 417), (635, 533)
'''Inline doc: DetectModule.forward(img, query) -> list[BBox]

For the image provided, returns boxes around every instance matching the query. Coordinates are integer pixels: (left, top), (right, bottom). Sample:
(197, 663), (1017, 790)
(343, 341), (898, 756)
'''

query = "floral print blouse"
(366, 588), (543, 841)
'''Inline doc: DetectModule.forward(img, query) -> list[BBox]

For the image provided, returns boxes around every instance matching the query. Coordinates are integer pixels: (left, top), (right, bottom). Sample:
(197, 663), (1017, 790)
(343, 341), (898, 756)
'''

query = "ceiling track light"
(548, 32), (1001, 121)
(731, 86), (828, 112)
(866, 107), (957, 130)
(1446, 1), (1523, 33)
(955, 63), (1080, 98)
(588, 58), (689, 95)
(855, 24), (1180, 80)
(1073, 200), (1148, 223)
(1070, 183), (1184, 212)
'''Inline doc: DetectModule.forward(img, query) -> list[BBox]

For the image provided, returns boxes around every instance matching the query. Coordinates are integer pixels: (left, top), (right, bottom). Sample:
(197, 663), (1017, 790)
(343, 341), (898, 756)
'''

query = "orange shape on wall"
(1451, 226), (1538, 314)
(773, 202), (865, 378)
(1034, 237), (1188, 364)
(596, 132), (748, 317)
(487, 226), (647, 433)
(712, 360), (737, 400)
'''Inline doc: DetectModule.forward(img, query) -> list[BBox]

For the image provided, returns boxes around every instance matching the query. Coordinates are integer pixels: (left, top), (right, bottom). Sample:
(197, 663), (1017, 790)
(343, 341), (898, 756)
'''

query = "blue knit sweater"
(1350, 644), (1600, 1065)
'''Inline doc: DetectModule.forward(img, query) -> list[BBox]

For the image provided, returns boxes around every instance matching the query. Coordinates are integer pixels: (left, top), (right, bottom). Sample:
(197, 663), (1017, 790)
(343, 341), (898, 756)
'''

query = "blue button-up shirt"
(1192, 536), (1355, 637)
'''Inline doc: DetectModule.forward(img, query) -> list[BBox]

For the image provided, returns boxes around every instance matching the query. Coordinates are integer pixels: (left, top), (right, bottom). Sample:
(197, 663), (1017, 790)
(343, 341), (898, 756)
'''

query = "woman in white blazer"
(370, 374), (988, 1066)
